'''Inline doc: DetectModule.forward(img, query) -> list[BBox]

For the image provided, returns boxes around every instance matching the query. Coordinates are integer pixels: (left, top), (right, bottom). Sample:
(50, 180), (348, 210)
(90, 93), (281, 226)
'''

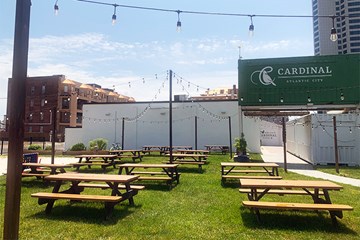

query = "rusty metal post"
(333, 116), (340, 174)
(282, 117), (287, 173)
(3, 0), (31, 239)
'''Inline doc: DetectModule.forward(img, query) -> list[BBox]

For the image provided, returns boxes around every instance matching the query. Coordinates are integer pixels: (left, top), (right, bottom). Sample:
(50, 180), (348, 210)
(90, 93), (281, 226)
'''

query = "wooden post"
(282, 117), (287, 173)
(195, 116), (198, 150)
(3, 0), (31, 238)
(121, 117), (125, 150)
(228, 116), (232, 159)
(333, 116), (340, 174)
(51, 107), (56, 164)
(169, 70), (173, 163)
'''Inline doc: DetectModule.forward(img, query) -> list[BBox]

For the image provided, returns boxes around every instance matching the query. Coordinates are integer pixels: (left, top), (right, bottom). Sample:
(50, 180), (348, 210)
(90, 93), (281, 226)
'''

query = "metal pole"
(51, 107), (56, 164)
(4, 0), (31, 238)
(169, 70), (173, 163)
(333, 116), (340, 174)
(1, 139), (3, 155)
(195, 116), (198, 150)
(228, 116), (232, 159)
(121, 117), (125, 150)
(282, 117), (287, 173)
(114, 111), (117, 143)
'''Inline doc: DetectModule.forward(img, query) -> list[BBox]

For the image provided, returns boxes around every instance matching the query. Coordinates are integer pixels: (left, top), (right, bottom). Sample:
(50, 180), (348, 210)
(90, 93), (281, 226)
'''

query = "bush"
(70, 143), (86, 151)
(45, 146), (52, 151)
(27, 144), (42, 150)
(88, 138), (108, 151)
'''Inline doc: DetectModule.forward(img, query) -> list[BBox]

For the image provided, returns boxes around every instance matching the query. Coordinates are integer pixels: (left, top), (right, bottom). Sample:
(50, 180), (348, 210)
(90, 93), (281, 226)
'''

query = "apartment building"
(6, 75), (134, 141)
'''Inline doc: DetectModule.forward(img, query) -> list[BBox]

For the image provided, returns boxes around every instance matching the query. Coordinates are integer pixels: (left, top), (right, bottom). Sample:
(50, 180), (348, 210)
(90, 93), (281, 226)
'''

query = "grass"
(314, 165), (360, 180)
(0, 154), (360, 240)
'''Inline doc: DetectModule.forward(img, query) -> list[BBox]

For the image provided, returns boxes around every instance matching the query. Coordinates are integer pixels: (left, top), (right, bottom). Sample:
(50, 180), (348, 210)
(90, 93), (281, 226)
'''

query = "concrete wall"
(64, 101), (262, 153)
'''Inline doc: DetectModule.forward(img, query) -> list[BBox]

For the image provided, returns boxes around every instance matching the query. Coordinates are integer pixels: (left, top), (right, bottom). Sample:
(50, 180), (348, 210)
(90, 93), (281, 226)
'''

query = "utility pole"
(3, 0), (31, 239)
(169, 70), (173, 163)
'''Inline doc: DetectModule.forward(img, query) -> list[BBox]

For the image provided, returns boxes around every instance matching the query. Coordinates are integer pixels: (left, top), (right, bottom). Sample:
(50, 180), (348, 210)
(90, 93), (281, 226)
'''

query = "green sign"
(238, 54), (360, 106)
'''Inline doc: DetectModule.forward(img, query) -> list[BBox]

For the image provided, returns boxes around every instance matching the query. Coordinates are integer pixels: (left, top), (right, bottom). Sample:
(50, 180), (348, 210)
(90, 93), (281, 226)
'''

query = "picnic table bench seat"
(239, 188), (324, 196)
(242, 200), (353, 225)
(22, 172), (49, 178)
(224, 175), (282, 180)
(72, 162), (113, 171)
(132, 171), (182, 176)
(222, 169), (269, 174)
(31, 192), (122, 203)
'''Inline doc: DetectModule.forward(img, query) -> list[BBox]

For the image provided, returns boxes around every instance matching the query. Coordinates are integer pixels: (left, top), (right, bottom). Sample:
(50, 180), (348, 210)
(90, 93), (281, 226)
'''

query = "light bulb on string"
(142, 78), (145, 84)
(330, 16), (338, 42)
(111, 4), (119, 25)
(249, 15), (255, 37)
(176, 10), (182, 32)
(54, 0), (59, 15)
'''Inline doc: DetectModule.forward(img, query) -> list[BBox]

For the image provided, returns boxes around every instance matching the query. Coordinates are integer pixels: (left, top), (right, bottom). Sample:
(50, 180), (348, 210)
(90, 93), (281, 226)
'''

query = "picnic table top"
(45, 172), (139, 183)
(221, 162), (279, 167)
(22, 163), (71, 168)
(240, 179), (343, 190)
(109, 149), (142, 153)
(119, 163), (179, 168)
(75, 154), (117, 158)
(205, 145), (229, 147)
(166, 153), (208, 157)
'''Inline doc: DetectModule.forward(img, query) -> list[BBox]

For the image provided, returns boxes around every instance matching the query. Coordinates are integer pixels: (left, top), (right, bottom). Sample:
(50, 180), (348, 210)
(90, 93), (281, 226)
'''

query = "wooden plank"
(132, 171), (181, 176)
(221, 162), (279, 167)
(75, 183), (145, 190)
(22, 173), (49, 177)
(239, 179), (343, 190)
(242, 201), (353, 211)
(223, 170), (268, 174)
(31, 192), (122, 202)
(223, 175), (282, 179)
(239, 188), (324, 195)
(138, 176), (172, 181)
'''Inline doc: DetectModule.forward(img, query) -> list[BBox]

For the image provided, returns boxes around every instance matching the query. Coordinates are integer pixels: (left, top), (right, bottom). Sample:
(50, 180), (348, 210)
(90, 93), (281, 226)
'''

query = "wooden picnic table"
(109, 149), (143, 162)
(174, 149), (210, 154)
(31, 173), (140, 218)
(160, 146), (193, 155)
(239, 179), (353, 225)
(72, 154), (118, 171)
(165, 153), (208, 171)
(118, 163), (180, 188)
(221, 162), (281, 182)
(204, 145), (229, 154)
(22, 163), (71, 179)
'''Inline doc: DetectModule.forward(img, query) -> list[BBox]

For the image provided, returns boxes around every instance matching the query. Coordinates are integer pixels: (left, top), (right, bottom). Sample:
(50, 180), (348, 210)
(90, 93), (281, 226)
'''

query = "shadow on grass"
(29, 202), (142, 225)
(176, 167), (206, 174)
(240, 207), (357, 234)
(21, 179), (55, 189)
(221, 181), (240, 189)
(135, 182), (178, 191)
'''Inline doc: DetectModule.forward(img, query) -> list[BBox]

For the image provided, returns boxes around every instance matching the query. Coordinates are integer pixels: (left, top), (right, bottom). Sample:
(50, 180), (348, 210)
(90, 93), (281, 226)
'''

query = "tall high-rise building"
(312, 0), (360, 55)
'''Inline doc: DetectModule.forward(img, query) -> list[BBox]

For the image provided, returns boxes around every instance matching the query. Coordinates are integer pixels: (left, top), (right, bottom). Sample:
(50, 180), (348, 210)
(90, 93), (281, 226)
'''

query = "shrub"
(27, 144), (42, 150)
(45, 146), (52, 151)
(70, 143), (86, 151)
(88, 138), (108, 151)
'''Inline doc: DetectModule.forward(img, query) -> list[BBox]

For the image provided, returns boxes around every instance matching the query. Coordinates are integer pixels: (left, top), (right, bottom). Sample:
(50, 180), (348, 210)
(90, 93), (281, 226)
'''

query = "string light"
(249, 15), (254, 37)
(54, 0), (59, 15)
(71, 0), (348, 40)
(330, 15), (338, 42)
(176, 10), (182, 32)
(112, 4), (118, 25)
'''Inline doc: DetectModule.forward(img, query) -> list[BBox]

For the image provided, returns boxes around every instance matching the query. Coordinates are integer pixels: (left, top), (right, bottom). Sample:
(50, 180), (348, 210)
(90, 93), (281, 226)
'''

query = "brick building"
(6, 75), (134, 141)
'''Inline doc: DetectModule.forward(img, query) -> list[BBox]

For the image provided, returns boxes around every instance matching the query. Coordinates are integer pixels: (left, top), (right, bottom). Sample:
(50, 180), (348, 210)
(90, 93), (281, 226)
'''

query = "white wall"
(65, 101), (262, 153)
(287, 113), (360, 166)
(260, 120), (283, 146)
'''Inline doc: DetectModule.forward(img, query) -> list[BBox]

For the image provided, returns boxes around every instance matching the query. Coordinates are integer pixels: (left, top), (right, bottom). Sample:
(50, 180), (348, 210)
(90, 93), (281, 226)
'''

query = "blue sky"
(0, 0), (314, 117)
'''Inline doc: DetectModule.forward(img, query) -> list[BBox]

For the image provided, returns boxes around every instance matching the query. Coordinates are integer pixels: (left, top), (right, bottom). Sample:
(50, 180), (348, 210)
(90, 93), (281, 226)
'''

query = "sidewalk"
(0, 156), (78, 175)
(261, 146), (360, 187)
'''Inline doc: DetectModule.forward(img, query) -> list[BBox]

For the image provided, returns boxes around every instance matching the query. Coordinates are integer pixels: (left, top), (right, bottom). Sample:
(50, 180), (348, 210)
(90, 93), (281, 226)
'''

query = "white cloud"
(0, 32), (313, 116)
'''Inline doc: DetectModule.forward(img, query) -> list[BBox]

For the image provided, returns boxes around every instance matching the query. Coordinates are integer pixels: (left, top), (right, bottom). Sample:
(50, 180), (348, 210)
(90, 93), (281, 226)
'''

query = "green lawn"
(315, 165), (360, 180)
(0, 154), (359, 240)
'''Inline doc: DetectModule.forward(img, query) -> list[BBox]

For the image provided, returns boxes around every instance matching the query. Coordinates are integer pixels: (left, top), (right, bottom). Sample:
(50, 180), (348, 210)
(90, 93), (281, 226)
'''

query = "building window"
(30, 86), (35, 95)
(40, 112), (44, 121)
(30, 99), (34, 108)
(41, 99), (46, 107)
(40, 126), (43, 133)
(41, 85), (46, 94)
(62, 98), (70, 109)
(29, 113), (33, 121)
(64, 85), (68, 93)
(28, 126), (32, 133)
